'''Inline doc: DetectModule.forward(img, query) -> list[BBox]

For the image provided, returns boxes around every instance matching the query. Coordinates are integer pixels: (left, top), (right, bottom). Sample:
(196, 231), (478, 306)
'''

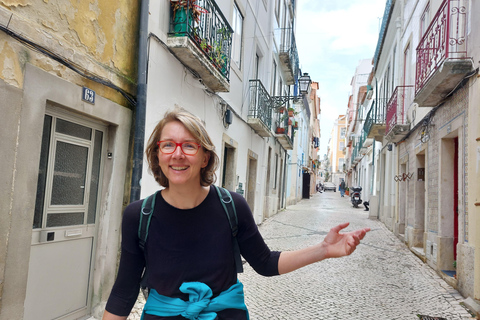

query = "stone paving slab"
(114, 191), (476, 320)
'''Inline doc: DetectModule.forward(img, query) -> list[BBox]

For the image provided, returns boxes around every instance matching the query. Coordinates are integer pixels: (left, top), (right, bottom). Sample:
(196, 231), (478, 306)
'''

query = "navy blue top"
(105, 185), (281, 319)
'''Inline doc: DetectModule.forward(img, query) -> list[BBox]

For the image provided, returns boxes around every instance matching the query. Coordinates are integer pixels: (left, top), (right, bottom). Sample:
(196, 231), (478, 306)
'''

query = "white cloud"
(296, 0), (386, 156)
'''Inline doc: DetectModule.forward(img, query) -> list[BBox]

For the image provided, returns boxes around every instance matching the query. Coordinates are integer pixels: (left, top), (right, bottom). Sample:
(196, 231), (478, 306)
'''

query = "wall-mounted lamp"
(225, 109), (233, 125)
(298, 73), (312, 95)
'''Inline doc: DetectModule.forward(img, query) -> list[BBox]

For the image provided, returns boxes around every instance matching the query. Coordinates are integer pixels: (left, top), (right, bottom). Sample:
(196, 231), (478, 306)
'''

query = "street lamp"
(298, 73), (312, 95)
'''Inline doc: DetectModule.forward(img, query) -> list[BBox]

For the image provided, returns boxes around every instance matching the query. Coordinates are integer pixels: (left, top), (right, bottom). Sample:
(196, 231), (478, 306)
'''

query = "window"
(339, 141), (345, 150)
(271, 61), (277, 96)
(384, 65), (391, 102)
(338, 158), (345, 172)
(420, 3), (430, 38)
(403, 44), (411, 86)
(254, 53), (260, 79)
(392, 45), (396, 89)
(275, 0), (281, 22)
(274, 154), (278, 189)
(232, 4), (243, 68)
(340, 127), (346, 138)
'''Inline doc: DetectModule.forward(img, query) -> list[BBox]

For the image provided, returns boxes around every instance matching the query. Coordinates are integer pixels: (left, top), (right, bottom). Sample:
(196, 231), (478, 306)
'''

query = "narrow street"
(126, 191), (475, 320)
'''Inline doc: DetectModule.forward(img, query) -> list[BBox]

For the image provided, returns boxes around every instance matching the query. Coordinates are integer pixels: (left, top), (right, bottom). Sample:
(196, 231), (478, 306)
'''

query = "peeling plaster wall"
(0, 0), (139, 104)
(0, 0), (138, 317)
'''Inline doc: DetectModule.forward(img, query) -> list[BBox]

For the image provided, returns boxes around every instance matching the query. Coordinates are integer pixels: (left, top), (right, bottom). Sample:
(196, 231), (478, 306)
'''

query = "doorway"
(264, 148), (272, 220)
(439, 136), (459, 271)
(302, 171), (310, 199)
(24, 112), (106, 320)
(222, 144), (236, 191)
(398, 163), (407, 237)
(413, 153), (426, 250)
(246, 153), (258, 213)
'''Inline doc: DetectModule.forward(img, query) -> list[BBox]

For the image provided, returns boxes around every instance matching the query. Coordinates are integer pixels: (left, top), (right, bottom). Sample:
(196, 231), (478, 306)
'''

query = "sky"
(295, 0), (387, 158)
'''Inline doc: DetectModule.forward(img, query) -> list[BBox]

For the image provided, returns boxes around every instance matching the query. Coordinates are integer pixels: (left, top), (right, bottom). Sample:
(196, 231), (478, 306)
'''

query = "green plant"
(200, 39), (212, 52)
(212, 41), (226, 67)
(217, 27), (232, 40)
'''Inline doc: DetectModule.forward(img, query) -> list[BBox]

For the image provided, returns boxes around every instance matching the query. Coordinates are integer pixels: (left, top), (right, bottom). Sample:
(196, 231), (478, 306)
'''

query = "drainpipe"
(130, 0), (149, 202)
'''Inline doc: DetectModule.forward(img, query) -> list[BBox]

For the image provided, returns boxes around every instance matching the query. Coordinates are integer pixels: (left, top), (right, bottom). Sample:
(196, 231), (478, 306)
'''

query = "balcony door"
(24, 112), (105, 320)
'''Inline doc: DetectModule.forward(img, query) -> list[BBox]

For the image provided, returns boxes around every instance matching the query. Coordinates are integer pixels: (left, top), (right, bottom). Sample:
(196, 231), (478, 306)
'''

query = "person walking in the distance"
(102, 108), (370, 320)
(339, 179), (346, 197)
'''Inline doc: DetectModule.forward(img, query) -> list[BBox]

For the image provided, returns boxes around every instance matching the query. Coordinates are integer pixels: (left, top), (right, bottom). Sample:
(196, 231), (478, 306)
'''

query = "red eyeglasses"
(157, 141), (201, 155)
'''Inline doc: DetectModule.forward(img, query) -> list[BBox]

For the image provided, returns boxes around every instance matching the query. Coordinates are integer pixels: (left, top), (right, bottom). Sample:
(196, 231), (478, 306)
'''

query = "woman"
(103, 108), (370, 320)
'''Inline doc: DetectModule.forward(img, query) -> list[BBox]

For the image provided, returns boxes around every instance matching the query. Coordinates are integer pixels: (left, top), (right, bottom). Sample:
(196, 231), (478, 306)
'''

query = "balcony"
(167, 0), (233, 92)
(273, 112), (294, 150)
(386, 86), (413, 142)
(363, 99), (387, 142)
(278, 28), (300, 85)
(351, 142), (362, 166)
(360, 128), (373, 152)
(415, 0), (473, 107)
(248, 80), (273, 137)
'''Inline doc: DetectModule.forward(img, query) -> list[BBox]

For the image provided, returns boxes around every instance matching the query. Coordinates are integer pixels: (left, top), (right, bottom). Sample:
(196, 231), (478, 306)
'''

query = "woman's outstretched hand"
(278, 222), (371, 275)
(323, 222), (370, 259)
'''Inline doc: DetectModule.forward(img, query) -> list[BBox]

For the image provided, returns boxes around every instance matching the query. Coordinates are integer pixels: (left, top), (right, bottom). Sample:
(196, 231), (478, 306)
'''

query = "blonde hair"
(145, 107), (219, 187)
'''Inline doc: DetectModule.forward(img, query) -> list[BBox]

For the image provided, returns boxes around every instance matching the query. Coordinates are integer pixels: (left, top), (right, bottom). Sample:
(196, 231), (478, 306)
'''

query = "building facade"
(346, 0), (480, 314)
(0, 0), (320, 318)
(327, 115), (347, 186)
(345, 59), (374, 197)
(144, 0), (317, 221)
(0, 2), (138, 319)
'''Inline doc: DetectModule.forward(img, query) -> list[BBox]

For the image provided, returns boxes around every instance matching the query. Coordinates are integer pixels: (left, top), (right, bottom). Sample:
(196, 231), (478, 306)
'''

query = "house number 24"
(82, 87), (96, 104)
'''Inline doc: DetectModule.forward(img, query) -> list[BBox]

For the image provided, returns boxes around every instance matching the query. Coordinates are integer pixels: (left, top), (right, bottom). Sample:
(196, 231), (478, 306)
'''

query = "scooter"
(350, 186), (362, 208)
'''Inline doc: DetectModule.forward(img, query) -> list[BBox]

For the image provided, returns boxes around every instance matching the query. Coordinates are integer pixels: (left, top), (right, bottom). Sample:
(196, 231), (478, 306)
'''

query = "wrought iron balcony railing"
(274, 114), (294, 150)
(169, 0), (233, 81)
(386, 86), (414, 135)
(278, 28), (300, 85)
(363, 98), (387, 139)
(351, 141), (362, 165)
(363, 105), (374, 138)
(415, 0), (468, 95)
(360, 128), (372, 150)
(248, 80), (272, 136)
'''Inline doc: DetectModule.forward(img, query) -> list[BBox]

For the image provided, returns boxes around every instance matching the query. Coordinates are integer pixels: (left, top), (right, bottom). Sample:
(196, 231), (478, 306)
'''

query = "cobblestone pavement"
(124, 191), (476, 320)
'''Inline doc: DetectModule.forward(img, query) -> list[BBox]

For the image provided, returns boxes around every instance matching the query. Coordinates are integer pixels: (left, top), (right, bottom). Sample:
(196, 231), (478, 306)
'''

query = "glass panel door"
(26, 113), (105, 320)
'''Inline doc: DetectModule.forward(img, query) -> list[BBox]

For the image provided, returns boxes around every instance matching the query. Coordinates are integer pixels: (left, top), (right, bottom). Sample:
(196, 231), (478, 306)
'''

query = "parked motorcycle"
(350, 186), (362, 208)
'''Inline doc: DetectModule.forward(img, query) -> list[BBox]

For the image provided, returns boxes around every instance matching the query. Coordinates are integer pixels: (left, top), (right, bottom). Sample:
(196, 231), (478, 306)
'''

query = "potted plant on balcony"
(275, 127), (285, 134)
(287, 107), (295, 117)
(170, 0), (205, 33)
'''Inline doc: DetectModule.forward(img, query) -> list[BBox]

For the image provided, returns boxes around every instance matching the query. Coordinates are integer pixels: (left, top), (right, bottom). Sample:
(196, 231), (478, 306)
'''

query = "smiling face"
(158, 121), (210, 189)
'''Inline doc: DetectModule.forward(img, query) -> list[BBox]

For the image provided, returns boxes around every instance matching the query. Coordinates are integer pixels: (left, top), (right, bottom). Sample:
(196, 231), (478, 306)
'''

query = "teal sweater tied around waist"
(140, 280), (249, 320)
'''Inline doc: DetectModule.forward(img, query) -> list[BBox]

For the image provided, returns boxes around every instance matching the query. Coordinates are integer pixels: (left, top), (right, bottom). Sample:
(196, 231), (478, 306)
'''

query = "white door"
(24, 112), (105, 320)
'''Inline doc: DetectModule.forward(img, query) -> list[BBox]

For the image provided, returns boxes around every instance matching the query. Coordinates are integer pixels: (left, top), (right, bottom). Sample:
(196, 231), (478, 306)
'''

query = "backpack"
(137, 185), (244, 296)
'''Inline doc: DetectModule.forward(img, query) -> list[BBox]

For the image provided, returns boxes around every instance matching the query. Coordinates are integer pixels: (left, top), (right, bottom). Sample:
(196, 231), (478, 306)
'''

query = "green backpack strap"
(138, 191), (159, 297)
(215, 185), (244, 273)
(138, 191), (159, 251)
